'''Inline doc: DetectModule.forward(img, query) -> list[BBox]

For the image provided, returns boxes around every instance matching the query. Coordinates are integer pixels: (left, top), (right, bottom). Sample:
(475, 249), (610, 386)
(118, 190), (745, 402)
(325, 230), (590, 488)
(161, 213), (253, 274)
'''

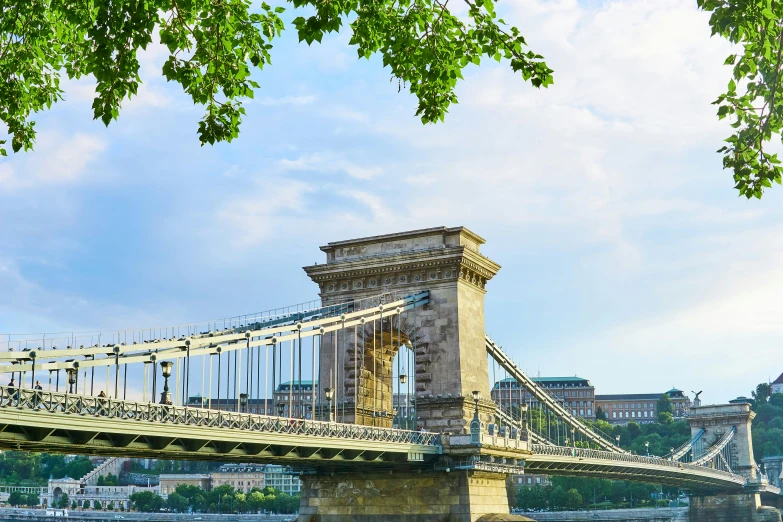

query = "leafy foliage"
(0, 0), (553, 155)
(750, 386), (783, 462)
(657, 393), (672, 415)
(699, 0), (783, 198)
(129, 490), (164, 512)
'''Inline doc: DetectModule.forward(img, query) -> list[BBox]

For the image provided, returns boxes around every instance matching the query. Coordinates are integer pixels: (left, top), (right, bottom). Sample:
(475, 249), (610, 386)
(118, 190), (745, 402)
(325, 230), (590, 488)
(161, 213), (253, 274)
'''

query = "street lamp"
(670, 447), (675, 461)
(159, 361), (173, 404)
(472, 390), (480, 417)
(615, 435), (621, 447)
(66, 367), (77, 394)
(276, 402), (285, 417)
(399, 373), (407, 385)
(645, 441), (650, 457)
(325, 387), (334, 422)
(571, 427), (575, 448)
(239, 393), (248, 414)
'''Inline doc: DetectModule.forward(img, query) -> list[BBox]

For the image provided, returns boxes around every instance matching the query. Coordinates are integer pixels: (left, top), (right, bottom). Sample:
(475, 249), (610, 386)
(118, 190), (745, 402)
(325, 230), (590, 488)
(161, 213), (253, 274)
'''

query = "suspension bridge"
(0, 227), (778, 522)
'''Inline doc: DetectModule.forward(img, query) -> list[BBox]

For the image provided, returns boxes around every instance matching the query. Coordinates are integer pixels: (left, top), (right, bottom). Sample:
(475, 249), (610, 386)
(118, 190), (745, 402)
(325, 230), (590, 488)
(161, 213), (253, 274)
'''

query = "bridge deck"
(526, 445), (746, 491)
(0, 387), (440, 465)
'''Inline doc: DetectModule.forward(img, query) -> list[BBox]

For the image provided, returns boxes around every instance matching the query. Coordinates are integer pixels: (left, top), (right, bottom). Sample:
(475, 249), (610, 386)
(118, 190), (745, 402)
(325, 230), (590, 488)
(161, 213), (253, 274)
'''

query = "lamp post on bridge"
(645, 441), (650, 457)
(470, 390), (481, 444)
(66, 367), (77, 394)
(239, 393), (248, 414)
(616, 435), (621, 448)
(398, 373), (407, 429)
(325, 387), (334, 423)
(159, 361), (173, 405)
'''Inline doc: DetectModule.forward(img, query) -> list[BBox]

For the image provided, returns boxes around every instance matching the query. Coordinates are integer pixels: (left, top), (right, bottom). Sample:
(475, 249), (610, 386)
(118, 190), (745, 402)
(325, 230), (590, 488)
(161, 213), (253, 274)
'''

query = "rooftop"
(493, 376), (592, 388)
(773, 373), (783, 385)
(596, 393), (664, 401)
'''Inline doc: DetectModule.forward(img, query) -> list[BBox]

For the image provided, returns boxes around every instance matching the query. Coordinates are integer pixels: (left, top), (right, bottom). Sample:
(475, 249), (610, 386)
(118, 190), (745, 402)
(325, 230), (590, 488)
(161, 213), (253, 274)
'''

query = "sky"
(1, 0), (782, 404)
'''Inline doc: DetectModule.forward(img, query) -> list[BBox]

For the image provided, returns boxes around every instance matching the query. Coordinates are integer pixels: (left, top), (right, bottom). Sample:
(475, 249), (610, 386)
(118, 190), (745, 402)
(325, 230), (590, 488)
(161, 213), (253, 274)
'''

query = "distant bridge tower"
(689, 403), (757, 482)
(303, 226), (501, 434)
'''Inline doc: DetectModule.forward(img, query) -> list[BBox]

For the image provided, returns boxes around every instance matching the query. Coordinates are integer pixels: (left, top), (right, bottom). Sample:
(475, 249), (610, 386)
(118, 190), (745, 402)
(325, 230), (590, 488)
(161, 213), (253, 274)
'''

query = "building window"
(613, 412), (617, 418)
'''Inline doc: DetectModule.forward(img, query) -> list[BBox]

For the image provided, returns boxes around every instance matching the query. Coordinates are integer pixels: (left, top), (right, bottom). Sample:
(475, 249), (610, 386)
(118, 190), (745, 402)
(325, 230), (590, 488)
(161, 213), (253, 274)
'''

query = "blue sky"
(1, 0), (782, 403)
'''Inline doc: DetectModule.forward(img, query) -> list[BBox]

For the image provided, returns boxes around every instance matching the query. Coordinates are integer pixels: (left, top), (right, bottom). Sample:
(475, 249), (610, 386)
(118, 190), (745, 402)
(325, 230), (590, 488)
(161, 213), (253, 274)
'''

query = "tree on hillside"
(129, 491), (164, 513)
(565, 488), (583, 510)
(167, 492), (188, 513)
(626, 421), (641, 440)
(0, 0), (553, 156)
(753, 383), (772, 405)
(516, 485), (548, 511)
(657, 394), (673, 415)
(595, 406), (607, 421)
(658, 411), (674, 425)
(549, 485), (567, 511)
(8, 491), (25, 506)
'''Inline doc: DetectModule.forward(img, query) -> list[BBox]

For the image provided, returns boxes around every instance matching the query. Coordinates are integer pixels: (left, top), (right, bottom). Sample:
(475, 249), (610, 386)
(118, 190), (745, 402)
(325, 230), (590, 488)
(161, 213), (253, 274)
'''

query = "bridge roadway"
(0, 386), (440, 465)
(0, 385), (750, 492)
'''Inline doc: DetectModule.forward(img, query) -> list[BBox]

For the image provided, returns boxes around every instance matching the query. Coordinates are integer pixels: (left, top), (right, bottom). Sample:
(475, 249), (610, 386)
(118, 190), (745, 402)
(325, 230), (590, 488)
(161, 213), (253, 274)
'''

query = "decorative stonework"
(304, 226), (500, 432)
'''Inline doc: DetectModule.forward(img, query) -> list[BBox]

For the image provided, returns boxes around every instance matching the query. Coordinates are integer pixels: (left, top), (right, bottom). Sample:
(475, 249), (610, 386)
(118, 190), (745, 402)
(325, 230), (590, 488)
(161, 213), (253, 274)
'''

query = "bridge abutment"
(689, 493), (781, 522)
(298, 469), (511, 522)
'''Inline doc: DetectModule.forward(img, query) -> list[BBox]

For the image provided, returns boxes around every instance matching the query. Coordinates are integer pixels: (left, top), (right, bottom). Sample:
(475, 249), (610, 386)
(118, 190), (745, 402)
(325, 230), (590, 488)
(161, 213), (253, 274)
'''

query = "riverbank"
(525, 507), (688, 522)
(0, 508), (294, 522)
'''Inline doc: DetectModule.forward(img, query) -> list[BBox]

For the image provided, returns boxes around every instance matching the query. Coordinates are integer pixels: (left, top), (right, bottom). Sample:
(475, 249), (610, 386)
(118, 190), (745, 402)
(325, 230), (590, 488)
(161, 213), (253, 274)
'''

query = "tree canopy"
(3, 1), (780, 198)
(700, 0), (783, 198)
(0, 0), (553, 156)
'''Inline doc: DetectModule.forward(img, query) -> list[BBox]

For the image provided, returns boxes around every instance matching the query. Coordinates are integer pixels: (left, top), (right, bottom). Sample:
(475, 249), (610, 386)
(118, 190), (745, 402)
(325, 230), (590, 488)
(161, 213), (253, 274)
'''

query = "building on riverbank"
(492, 377), (596, 421)
(595, 388), (690, 425)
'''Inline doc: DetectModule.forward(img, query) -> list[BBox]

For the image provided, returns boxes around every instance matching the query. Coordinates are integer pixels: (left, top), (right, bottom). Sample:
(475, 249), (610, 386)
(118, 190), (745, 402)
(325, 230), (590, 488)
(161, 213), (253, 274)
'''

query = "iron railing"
(530, 444), (745, 484)
(0, 386), (441, 447)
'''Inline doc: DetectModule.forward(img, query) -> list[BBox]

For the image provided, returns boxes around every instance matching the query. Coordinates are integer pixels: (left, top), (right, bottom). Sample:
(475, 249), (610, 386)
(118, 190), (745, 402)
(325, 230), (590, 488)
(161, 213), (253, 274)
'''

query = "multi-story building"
(155, 464), (301, 498)
(210, 464), (265, 494)
(274, 380), (318, 418)
(772, 373), (783, 395)
(187, 394), (275, 415)
(492, 376), (596, 420)
(595, 388), (690, 425)
(262, 465), (301, 495)
(159, 474), (210, 497)
(185, 381), (318, 418)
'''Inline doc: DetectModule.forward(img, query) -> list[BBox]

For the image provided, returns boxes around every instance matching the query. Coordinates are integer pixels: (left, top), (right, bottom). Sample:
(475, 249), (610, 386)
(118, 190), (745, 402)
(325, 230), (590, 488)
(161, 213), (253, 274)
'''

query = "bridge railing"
(0, 386), (441, 448)
(530, 444), (745, 483)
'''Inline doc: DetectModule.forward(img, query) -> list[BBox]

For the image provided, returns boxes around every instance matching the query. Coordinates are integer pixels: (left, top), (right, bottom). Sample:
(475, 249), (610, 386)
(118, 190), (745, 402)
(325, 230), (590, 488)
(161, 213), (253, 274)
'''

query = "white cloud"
(258, 95), (317, 106)
(278, 153), (382, 180)
(0, 133), (106, 190)
(216, 178), (315, 246)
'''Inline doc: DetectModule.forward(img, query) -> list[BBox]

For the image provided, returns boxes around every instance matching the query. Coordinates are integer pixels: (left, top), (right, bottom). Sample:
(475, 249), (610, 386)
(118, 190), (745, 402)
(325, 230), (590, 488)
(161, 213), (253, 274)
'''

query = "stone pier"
(297, 469), (512, 522)
(689, 493), (781, 522)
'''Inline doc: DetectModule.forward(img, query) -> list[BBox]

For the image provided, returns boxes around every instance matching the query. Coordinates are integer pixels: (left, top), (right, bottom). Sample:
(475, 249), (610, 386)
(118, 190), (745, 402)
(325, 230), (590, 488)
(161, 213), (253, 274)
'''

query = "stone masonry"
(298, 469), (512, 522)
(303, 226), (501, 434)
(689, 403), (758, 481)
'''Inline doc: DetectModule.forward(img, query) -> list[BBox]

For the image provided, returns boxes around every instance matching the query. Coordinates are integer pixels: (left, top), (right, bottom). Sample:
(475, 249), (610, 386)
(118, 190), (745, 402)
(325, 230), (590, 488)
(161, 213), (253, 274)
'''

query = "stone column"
(303, 227), (501, 434)
(298, 469), (513, 522)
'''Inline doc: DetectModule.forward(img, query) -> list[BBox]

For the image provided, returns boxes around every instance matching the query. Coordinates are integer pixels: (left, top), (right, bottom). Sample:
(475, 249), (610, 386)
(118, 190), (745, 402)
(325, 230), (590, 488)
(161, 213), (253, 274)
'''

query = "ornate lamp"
(470, 390), (481, 444)
(239, 393), (248, 414)
(66, 366), (77, 394)
(159, 361), (173, 404)
(399, 373), (407, 385)
(276, 402), (285, 417)
(325, 387), (334, 422)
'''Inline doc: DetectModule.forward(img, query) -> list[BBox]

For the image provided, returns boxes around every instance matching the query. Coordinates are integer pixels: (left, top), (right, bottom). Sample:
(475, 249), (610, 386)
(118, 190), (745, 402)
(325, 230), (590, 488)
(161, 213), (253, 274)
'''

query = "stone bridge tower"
(303, 226), (500, 435)
(688, 403), (758, 482)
